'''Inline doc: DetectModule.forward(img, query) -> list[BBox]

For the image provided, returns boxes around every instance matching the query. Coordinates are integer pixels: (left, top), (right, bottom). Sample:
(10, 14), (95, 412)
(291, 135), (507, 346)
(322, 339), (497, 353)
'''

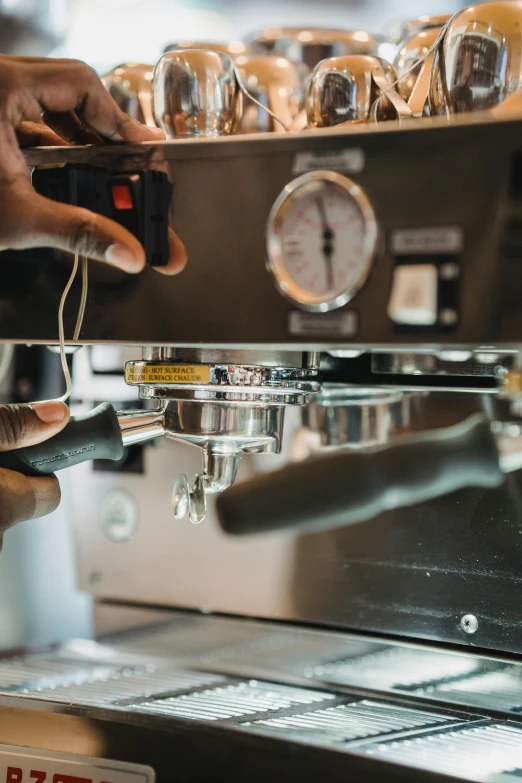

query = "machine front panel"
(1, 117), (520, 349)
(67, 387), (522, 656)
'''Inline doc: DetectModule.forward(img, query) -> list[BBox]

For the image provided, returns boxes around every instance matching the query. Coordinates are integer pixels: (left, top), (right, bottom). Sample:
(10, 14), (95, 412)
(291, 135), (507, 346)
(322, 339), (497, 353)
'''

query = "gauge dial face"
(266, 171), (378, 312)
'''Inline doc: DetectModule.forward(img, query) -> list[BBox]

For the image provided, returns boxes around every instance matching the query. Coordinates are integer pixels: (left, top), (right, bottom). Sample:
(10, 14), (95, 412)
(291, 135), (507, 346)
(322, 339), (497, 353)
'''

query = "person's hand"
(0, 400), (70, 546)
(0, 55), (186, 274)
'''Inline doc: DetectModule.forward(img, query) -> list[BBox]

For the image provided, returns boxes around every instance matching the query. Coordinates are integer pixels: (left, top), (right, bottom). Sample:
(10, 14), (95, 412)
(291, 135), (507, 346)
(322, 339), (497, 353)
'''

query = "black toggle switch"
(32, 164), (172, 267)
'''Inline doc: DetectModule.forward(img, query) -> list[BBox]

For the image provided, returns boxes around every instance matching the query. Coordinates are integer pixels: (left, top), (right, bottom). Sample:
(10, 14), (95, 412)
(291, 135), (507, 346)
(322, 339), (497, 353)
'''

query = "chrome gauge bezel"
(266, 170), (378, 313)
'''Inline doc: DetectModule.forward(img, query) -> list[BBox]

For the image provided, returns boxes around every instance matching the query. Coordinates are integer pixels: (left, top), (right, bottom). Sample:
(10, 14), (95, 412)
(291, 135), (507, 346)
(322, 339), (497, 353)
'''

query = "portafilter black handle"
(216, 414), (505, 537)
(0, 402), (124, 477)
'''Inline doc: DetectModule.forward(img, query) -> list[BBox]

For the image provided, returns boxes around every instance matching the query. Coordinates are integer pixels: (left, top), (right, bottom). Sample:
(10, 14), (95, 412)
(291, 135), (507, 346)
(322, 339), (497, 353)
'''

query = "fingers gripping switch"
(110, 171), (172, 267)
(32, 164), (172, 267)
(387, 263), (438, 326)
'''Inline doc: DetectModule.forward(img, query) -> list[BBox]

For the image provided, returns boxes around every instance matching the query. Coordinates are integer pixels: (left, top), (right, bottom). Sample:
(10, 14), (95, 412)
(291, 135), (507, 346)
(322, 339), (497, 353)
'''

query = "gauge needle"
(316, 196), (335, 291)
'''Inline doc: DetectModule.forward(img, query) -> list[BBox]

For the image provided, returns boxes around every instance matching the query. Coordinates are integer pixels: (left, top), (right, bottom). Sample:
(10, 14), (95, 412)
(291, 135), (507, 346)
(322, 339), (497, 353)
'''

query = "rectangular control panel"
(0, 115), (520, 349)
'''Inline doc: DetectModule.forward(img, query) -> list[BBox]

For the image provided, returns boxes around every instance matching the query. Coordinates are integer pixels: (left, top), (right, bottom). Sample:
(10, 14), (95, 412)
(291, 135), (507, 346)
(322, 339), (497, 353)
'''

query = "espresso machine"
(3, 4), (522, 781)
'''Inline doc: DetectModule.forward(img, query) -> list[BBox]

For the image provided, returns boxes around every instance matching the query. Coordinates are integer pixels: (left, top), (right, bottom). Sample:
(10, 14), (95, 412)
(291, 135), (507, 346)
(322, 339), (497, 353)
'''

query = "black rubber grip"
(0, 402), (123, 477)
(216, 414), (505, 537)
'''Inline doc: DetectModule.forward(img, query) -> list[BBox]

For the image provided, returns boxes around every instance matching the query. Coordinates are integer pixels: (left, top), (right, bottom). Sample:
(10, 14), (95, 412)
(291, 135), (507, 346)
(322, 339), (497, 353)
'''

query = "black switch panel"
(32, 164), (172, 267)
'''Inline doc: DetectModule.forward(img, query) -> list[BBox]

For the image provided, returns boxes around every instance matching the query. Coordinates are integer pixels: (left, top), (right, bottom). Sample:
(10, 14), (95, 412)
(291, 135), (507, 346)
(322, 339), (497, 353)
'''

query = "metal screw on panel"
(17, 378), (33, 399)
(439, 262), (460, 281)
(89, 570), (103, 586)
(460, 614), (478, 634)
(439, 308), (458, 326)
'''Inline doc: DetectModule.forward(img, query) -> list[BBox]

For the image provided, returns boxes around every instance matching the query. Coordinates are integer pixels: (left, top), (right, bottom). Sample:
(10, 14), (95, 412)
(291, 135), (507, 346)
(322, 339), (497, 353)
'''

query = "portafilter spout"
(172, 448), (241, 524)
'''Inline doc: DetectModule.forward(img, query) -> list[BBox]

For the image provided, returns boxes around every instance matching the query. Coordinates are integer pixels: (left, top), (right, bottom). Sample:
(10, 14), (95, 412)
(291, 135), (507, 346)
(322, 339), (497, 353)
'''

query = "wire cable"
(73, 256), (89, 342)
(56, 253), (89, 402)
(0, 344), (14, 389)
(56, 253), (79, 402)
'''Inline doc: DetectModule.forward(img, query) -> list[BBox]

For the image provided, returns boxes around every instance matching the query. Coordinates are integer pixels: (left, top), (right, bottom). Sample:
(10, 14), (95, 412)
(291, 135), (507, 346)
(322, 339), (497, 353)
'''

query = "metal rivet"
(17, 378), (33, 399)
(460, 614), (478, 634)
(439, 262), (460, 281)
(440, 308), (458, 326)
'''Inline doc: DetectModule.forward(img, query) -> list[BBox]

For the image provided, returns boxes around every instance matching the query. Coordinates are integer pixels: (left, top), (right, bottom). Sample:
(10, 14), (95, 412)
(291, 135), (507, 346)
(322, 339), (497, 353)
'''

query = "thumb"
(2, 186), (146, 272)
(0, 401), (70, 452)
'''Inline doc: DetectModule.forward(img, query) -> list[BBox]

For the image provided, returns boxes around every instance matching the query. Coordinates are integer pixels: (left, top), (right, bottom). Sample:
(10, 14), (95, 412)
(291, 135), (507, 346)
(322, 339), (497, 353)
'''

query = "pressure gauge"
(266, 170), (378, 312)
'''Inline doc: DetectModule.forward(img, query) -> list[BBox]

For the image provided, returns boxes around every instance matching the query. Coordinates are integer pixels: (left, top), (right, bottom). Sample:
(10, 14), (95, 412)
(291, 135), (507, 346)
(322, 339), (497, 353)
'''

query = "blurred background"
(1, 0), (467, 72)
(0, 0), (467, 651)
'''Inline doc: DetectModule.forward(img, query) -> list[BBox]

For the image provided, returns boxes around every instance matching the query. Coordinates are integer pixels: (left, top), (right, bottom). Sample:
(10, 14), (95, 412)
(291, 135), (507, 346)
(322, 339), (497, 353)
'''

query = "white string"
(56, 253), (78, 402)
(73, 256), (88, 342)
(56, 253), (89, 403)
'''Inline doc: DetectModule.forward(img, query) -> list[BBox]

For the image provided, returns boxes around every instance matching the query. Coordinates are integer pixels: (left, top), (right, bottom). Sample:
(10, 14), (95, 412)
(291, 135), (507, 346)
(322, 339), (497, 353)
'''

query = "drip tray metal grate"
(414, 670), (522, 713)
(245, 699), (457, 744)
(133, 680), (336, 721)
(307, 647), (484, 691)
(0, 657), (225, 706)
(362, 723), (522, 782)
(0, 658), (106, 690)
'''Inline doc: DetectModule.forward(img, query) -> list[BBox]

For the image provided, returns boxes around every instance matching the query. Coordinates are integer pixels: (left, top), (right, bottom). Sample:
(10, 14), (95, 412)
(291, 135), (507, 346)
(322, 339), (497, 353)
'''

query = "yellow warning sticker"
(126, 364), (210, 385)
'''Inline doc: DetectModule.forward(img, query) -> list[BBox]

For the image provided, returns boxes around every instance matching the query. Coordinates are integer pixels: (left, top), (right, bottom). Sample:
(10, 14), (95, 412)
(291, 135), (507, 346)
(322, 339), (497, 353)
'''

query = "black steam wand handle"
(0, 402), (124, 477)
(216, 414), (505, 537)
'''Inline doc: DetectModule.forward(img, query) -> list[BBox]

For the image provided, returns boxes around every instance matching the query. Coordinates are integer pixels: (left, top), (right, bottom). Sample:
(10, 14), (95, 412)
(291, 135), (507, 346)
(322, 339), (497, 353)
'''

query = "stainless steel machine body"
(1, 111), (521, 645)
(6, 113), (522, 349)
(3, 38), (522, 781)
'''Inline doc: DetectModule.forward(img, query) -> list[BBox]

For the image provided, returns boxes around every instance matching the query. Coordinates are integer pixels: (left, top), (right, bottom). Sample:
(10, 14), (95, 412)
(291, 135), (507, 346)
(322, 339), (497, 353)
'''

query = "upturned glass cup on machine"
(152, 49), (242, 138)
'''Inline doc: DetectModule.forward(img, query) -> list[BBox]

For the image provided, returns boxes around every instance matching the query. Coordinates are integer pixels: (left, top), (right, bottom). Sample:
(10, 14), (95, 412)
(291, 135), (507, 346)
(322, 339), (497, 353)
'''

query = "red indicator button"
(112, 184), (134, 210)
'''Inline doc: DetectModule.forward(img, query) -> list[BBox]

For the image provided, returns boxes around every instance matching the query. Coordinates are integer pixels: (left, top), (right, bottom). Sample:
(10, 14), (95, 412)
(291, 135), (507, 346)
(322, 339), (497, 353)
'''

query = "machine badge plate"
(390, 226), (463, 255)
(288, 310), (358, 337)
(0, 745), (155, 783)
(292, 148), (365, 175)
(125, 364), (210, 385)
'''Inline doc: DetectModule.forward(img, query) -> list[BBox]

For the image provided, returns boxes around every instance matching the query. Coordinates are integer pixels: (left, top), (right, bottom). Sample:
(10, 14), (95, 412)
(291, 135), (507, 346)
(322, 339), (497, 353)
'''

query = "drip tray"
(3, 617), (522, 782)
(413, 670), (522, 712)
(244, 700), (455, 744)
(362, 723), (522, 782)
(306, 647), (484, 691)
(0, 650), (488, 783)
